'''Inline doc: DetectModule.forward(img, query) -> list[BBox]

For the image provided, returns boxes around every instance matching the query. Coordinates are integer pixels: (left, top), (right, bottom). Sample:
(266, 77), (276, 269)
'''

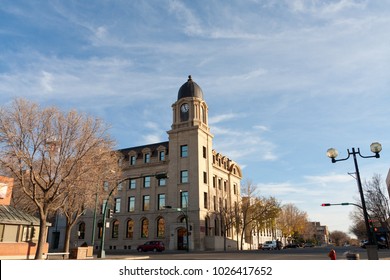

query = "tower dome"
(177, 75), (204, 100)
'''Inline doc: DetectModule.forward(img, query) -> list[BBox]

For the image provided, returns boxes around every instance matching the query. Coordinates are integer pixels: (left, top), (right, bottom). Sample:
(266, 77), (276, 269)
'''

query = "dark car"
(284, 243), (299, 249)
(137, 241), (165, 252)
(361, 240), (388, 249)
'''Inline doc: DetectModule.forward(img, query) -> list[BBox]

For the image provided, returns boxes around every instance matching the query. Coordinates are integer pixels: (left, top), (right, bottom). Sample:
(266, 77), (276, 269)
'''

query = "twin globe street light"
(326, 142), (382, 260)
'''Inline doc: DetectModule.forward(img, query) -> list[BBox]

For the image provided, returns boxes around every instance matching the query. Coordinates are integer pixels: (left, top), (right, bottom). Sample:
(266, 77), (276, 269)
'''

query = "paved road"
(104, 246), (390, 260)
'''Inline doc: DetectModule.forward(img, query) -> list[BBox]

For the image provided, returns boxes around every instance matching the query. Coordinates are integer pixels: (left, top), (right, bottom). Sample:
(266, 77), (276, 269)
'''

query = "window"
(97, 221), (103, 239)
(78, 222), (85, 239)
(128, 196), (135, 212)
(203, 146), (207, 158)
(129, 179), (136, 189)
(117, 182), (123, 191)
(158, 194), (166, 210)
(213, 176), (216, 188)
(213, 196), (216, 211)
(180, 170), (188, 183)
(159, 151), (165, 161)
(233, 184), (237, 195)
(201, 106), (206, 123)
(180, 145), (188, 157)
(203, 171), (207, 184)
(143, 195), (150, 211)
(157, 218), (165, 238)
(158, 177), (166, 186)
(126, 220), (134, 239)
(144, 153), (150, 163)
(114, 198), (121, 213)
(143, 176), (151, 188)
(112, 220), (119, 238)
(204, 192), (208, 209)
(130, 155), (136, 165)
(181, 191), (188, 209)
(141, 219), (149, 238)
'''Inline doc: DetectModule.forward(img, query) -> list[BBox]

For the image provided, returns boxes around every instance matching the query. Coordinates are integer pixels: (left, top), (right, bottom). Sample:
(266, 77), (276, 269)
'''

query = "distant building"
(310, 222), (329, 245)
(0, 175), (49, 259)
(71, 76), (243, 252)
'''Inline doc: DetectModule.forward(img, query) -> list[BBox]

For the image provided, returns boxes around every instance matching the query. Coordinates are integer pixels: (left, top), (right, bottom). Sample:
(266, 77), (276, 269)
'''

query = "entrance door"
(177, 228), (187, 250)
(51, 232), (60, 249)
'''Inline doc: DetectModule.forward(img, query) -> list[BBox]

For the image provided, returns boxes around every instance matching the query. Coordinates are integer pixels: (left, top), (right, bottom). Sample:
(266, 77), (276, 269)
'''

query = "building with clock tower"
(70, 76), (242, 252)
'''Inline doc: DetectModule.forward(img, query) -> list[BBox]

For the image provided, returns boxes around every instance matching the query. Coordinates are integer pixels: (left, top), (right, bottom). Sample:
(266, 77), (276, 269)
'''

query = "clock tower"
(167, 75), (214, 250)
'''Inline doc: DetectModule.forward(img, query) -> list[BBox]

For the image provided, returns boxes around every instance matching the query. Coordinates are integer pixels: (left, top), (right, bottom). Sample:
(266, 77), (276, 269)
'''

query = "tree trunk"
(63, 223), (73, 259)
(35, 217), (47, 260)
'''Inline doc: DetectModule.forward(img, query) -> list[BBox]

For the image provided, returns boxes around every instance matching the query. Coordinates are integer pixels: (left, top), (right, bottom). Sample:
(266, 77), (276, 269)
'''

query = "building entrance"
(177, 228), (188, 250)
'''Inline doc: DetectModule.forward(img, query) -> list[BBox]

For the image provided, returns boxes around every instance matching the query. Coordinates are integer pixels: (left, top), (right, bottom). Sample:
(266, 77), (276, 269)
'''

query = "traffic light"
(321, 203), (331, 206)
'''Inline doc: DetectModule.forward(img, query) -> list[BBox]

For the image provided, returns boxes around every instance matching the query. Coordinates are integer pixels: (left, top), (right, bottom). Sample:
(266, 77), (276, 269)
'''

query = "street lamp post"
(97, 172), (168, 259)
(326, 142), (382, 260)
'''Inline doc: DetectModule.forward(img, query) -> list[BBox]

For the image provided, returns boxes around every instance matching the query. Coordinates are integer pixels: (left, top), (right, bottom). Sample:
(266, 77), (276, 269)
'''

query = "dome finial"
(188, 75), (192, 81)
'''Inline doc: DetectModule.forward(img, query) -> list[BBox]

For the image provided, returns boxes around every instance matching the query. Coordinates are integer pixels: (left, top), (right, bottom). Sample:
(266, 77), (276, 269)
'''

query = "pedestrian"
(276, 240), (282, 250)
(328, 248), (336, 260)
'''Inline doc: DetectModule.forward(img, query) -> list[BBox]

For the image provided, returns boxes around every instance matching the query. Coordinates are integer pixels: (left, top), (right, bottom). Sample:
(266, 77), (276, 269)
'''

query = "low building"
(0, 176), (49, 259)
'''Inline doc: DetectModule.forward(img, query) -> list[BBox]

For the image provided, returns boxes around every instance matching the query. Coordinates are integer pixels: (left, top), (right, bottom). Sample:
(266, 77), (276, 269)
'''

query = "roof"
(0, 205), (41, 226)
(118, 141), (169, 159)
(177, 75), (204, 100)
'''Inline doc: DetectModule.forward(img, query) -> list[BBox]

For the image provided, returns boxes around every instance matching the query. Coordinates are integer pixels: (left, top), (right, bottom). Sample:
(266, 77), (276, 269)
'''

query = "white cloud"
(40, 71), (54, 92)
(168, 0), (203, 36)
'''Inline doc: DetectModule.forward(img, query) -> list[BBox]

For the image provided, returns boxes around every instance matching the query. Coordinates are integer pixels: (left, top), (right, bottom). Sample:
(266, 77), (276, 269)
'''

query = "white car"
(262, 240), (277, 250)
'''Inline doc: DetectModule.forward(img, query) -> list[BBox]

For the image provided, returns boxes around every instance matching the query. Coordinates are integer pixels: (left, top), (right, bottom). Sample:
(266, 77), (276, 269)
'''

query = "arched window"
(205, 217), (210, 236)
(201, 105), (206, 124)
(78, 222), (85, 239)
(112, 220), (119, 238)
(141, 219), (149, 238)
(157, 217), (165, 238)
(97, 221), (103, 239)
(214, 218), (219, 236)
(126, 220), (134, 239)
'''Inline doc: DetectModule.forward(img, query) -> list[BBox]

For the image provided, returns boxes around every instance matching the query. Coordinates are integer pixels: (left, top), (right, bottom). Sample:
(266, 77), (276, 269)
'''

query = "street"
(104, 246), (390, 260)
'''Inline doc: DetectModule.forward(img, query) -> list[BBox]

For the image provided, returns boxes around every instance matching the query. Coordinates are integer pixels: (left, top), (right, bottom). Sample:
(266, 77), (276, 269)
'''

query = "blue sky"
(1, 0), (390, 236)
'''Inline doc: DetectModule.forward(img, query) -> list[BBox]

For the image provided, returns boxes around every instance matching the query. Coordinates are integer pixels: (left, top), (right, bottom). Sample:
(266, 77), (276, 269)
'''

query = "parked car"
(361, 240), (388, 249)
(262, 240), (277, 250)
(137, 241), (165, 252)
(284, 243), (299, 249)
(303, 243), (314, 248)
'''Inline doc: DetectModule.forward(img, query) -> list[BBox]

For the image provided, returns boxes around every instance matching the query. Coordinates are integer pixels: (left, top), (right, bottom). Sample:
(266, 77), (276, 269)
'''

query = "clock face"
(180, 103), (189, 113)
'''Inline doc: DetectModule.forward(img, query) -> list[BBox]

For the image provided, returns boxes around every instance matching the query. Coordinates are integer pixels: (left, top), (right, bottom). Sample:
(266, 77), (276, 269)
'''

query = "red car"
(137, 241), (165, 252)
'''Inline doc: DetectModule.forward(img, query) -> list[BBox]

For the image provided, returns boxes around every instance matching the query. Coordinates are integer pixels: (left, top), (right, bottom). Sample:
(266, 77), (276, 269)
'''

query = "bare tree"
(60, 148), (121, 255)
(0, 99), (118, 259)
(364, 174), (390, 247)
(239, 180), (281, 250)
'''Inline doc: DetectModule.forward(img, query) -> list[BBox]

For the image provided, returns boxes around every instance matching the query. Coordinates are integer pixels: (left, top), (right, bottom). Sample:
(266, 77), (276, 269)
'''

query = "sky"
(1, 0), (390, 237)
